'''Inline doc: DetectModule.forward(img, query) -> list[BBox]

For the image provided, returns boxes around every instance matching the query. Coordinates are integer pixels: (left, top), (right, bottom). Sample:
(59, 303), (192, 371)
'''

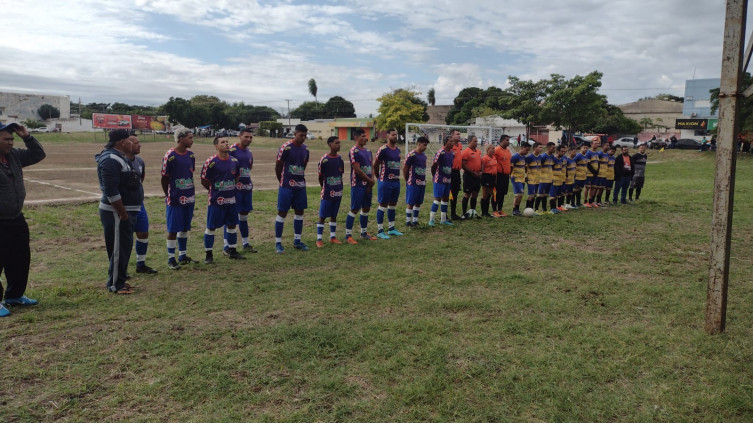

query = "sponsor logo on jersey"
(329, 190), (343, 197)
(179, 195), (195, 205)
(288, 165), (305, 175)
(175, 178), (193, 189)
(387, 160), (401, 169)
(326, 176), (342, 186)
(289, 180), (306, 188)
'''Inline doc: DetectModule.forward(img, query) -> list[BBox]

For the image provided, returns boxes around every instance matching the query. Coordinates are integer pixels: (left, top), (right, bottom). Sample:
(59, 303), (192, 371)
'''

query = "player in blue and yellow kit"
(573, 144), (588, 207)
(565, 147), (577, 209)
(429, 135), (455, 226)
(548, 144), (566, 214)
(224, 127), (257, 254)
(525, 143), (542, 212)
(509, 142), (529, 216)
(584, 140), (601, 207)
(373, 129), (403, 239)
(316, 137), (345, 247)
(604, 145), (616, 205)
(403, 136), (429, 227)
(537, 142), (556, 213)
(201, 137), (243, 264)
(161, 129), (196, 270)
(594, 141), (609, 205)
(346, 128), (378, 244)
(274, 124), (310, 253)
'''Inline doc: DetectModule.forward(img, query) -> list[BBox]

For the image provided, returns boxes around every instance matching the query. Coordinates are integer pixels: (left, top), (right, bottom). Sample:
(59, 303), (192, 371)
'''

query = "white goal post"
(404, 123), (511, 157)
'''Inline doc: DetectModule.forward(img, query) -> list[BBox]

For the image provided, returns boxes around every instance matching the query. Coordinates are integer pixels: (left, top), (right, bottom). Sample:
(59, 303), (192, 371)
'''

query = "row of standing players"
(97, 125), (649, 293)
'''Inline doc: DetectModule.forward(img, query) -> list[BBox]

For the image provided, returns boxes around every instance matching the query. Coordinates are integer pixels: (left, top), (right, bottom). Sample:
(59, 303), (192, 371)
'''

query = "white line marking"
(24, 168), (97, 172)
(24, 178), (101, 196)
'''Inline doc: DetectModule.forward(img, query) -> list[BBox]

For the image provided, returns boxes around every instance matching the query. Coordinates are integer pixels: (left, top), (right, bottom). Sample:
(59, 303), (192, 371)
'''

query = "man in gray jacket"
(0, 123), (46, 317)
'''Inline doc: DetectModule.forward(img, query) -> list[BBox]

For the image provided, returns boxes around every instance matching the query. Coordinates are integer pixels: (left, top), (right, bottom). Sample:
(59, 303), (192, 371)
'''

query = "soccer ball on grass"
(522, 208), (535, 217)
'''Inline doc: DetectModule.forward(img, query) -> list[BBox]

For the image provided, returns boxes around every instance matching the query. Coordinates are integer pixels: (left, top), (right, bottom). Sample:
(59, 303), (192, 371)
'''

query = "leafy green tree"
(446, 86), (510, 125)
(427, 88), (436, 106)
(323, 96), (356, 118)
(376, 89), (428, 132)
(224, 102), (280, 126)
(638, 117), (654, 131)
(589, 102), (642, 134)
(711, 72), (753, 133)
(640, 93), (684, 102)
(502, 77), (548, 138)
(308, 78), (318, 104)
(542, 71), (607, 137)
(22, 119), (46, 129)
(37, 104), (60, 120)
(290, 101), (325, 120)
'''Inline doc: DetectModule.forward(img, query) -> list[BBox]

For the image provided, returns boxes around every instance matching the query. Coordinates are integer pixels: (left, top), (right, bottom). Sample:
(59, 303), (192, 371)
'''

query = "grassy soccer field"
(2, 142), (753, 422)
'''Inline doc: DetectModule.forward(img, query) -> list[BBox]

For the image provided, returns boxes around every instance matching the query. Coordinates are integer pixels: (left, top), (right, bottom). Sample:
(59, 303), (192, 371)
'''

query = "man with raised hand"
(0, 123), (45, 316)
(274, 124), (310, 253)
(345, 128), (377, 244)
(225, 127), (257, 254)
(373, 129), (403, 239)
(161, 129), (196, 269)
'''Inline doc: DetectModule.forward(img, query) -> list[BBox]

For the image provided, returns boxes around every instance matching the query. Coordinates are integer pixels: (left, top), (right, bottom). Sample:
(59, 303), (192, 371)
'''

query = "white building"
(0, 91), (71, 123)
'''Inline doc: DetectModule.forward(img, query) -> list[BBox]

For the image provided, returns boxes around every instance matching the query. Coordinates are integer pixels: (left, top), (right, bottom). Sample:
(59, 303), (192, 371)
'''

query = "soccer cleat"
(512, 210), (522, 216)
(376, 232), (391, 240)
(387, 228), (404, 236)
(3, 295), (38, 306)
(223, 248), (245, 260)
(440, 220), (454, 226)
(275, 243), (285, 253)
(345, 236), (358, 245)
(0, 304), (10, 317)
(293, 241), (310, 251)
(593, 203), (601, 208)
(428, 220), (436, 227)
(329, 237), (343, 245)
(204, 251), (214, 264)
(481, 213), (493, 218)
(498, 211), (509, 217)
(550, 209), (560, 214)
(557, 206), (567, 212)
(167, 258), (181, 270)
(584, 202), (593, 208)
(533, 211), (542, 216)
(136, 264), (158, 274)
(178, 256), (195, 265)
(360, 233), (378, 240)
(451, 214), (463, 221)
(316, 240), (325, 248)
(242, 244), (259, 253)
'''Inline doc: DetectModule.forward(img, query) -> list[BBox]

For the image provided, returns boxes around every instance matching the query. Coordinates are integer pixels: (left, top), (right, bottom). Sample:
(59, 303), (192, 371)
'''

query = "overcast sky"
(1, 0), (742, 117)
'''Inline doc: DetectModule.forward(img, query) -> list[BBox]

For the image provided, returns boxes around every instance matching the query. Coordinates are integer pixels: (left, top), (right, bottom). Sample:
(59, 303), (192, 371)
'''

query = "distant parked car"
(674, 138), (702, 150)
(573, 135), (595, 147)
(31, 127), (49, 133)
(612, 137), (644, 148)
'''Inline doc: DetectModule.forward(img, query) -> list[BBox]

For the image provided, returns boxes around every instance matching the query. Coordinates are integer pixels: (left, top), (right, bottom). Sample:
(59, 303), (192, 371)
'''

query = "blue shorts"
(433, 182), (451, 199)
(549, 184), (562, 198)
(575, 179), (586, 189)
(563, 184), (573, 194)
(405, 184), (426, 206)
(350, 186), (373, 211)
(277, 187), (308, 212)
(527, 183), (538, 196)
(235, 190), (253, 213)
(596, 177), (606, 188)
(377, 181), (400, 204)
(605, 179), (614, 189)
(206, 204), (239, 229)
(585, 176), (596, 187)
(133, 204), (149, 233)
(538, 182), (552, 196)
(319, 198), (342, 219)
(510, 177), (525, 195)
(166, 204), (194, 233)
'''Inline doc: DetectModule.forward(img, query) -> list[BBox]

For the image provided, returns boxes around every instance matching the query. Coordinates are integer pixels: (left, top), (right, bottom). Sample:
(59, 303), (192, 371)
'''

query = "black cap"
(108, 129), (130, 143)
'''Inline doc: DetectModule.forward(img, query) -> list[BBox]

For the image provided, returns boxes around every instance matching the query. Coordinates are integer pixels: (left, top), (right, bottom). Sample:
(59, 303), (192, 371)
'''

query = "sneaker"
(110, 287), (134, 295)
(440, 220), (454, 226)
(360, 233), (378, 240)
(584, 202), (593, 208)
(593, 203), (602, 208)
(204, 251), (214, 264)
(316, 240), (325, 248)
(557, 206), (567, 212)
(294, 241), (310, 251)
(275, 243), (285, 253)
(223, 248), (245, 260)
(0, 304), (10, 317)
(3, 295), (38, 306)
(543, 210), (554, 215)
(498, 211), (509, 217)
(242, 244), (259, 253)
(428, 220), (436, 227)
(551, 209), (560, 214)
(136, 264), (158, 274)
(451, 214), (463, 221)
(512, 210), (522, 216)
(345, 236), (358, 245)
(178, 256), (195, 265)
(387, 228), (404, 236)
(533, 211), (542, 216)
(167, 258), (181, 270)
(481, 213), (493, 218)
(376, 232), (391, 240)
(330, 237), (343, 244)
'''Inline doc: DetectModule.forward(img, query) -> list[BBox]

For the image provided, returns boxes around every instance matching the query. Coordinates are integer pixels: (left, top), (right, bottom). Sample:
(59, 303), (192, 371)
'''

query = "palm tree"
(427, 88), (436, 106)
(308, 79), (318, 104)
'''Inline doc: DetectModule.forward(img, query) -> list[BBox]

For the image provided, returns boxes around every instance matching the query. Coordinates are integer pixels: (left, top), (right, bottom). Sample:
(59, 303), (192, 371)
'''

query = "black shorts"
(630, 176), (645, 189)
(451, 169), (461, 194)
(481, 173), (496, 188)
(463, 172), (481, 193)
(495, 173), (509, 196)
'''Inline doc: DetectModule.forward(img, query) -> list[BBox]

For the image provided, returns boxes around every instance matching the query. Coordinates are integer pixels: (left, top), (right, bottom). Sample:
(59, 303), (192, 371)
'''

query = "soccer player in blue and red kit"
(201, 136), (243, 264)
(346, 128), (378, 244)
(403, 136), (429, 227)
(316, 136), (344, 247)
(429, 135), (455, 226)
(373, 128), (403, 239)
(275, 124), (310, 253)
(224, 127), (257, 254)
(161, 129), (196, 270)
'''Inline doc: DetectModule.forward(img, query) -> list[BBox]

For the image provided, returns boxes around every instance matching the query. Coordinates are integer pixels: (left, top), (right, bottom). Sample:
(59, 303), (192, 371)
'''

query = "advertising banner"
(92, 113), (132, 129)
(675, 119), (708, 130)
(131, 115), (167, 131)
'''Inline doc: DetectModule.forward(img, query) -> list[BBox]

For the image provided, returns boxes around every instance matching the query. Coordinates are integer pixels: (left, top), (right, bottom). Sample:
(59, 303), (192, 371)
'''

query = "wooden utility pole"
(705, 0), (747, 334)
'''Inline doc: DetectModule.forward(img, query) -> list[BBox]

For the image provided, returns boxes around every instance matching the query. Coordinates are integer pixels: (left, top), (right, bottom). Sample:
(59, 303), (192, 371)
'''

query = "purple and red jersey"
(432, 149), (454, 184)
(229, 143), (253, 191)
(201, 155), (240, 206)
(349, 145), (373, 187)
(318, 154), (344, 200)
(276, 140), (309, 189)
(161, 147), (196, 206)
(376, 144), (401, 182)
(404, 150), (427, 186)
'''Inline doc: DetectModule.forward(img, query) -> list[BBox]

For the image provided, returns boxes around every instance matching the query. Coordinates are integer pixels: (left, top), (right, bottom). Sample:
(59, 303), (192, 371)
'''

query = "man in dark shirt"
(629, 144), (648, 202)
(612, 146), (634, 204)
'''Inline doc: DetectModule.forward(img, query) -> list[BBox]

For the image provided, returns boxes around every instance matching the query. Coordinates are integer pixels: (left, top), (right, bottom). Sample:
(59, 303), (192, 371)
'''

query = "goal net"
(404, 123), (509, 158)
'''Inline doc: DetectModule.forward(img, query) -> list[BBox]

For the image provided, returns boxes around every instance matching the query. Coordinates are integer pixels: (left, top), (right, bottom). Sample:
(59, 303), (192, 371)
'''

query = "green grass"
(3, 149), (753, 421)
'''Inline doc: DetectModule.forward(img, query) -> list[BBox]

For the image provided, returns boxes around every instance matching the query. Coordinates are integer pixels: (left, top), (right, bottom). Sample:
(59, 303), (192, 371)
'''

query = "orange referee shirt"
(461, 147), (482, 173)
(494, 145), (511, 175)
(451, 142), (464, 170)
